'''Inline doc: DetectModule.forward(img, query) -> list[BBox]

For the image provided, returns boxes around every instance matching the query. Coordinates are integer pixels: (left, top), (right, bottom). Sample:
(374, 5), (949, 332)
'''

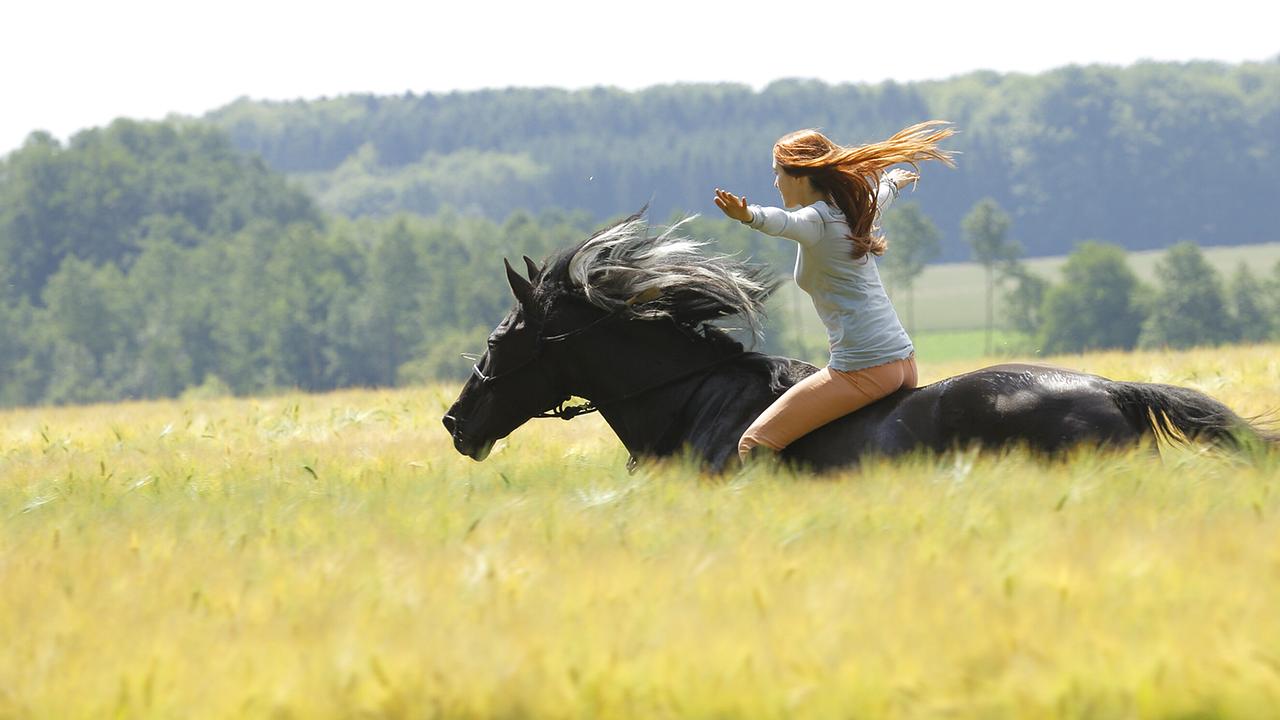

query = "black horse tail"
(1106, 381), (1279, 450)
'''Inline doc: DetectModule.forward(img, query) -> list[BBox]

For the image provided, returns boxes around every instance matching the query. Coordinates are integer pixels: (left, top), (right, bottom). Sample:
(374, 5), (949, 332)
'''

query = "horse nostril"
(442, 414), (457, 434)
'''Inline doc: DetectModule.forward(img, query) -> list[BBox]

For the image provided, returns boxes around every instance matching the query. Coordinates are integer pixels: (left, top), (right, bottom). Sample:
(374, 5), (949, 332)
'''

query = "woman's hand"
(884, 168), (919, 190)
(714, 188), (752, 223)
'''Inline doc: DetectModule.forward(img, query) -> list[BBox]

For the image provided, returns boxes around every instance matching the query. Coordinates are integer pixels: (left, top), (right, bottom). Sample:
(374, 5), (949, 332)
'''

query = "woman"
(713, 121), (955, 462)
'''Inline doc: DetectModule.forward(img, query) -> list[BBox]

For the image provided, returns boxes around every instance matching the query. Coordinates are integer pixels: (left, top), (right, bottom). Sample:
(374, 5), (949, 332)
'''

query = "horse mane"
(538, 208), (803, 392)
(539, 208), (780, 339)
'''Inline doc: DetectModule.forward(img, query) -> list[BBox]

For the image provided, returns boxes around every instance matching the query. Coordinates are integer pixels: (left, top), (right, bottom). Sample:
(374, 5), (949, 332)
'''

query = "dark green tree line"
(0, 117), (808, 408)
(204, 60), (1280, 260)
(1019, 243), (1280, 354)
(0, 120), (320, 302)
(6, 68), (1280, 408)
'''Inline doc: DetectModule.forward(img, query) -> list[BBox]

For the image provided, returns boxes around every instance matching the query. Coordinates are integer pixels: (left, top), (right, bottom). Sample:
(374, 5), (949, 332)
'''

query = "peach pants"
(738, 354), (918, 461)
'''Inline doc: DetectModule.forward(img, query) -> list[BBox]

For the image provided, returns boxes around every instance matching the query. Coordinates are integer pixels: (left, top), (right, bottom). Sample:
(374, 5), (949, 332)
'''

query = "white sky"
(3, 0), (1278, 156)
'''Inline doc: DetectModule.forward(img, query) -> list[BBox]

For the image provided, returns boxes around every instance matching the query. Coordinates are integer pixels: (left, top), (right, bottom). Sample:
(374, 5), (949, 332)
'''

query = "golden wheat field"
(2, 345), (1280, 719)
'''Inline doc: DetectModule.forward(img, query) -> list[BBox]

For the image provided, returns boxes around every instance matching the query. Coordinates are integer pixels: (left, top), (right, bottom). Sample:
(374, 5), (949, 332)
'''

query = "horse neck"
(555, 320), (777, 466)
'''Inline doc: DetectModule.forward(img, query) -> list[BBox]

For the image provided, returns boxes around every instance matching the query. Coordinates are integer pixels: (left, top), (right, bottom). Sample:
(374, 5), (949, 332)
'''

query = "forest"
(2, 59), (1279, 407)
(207, 59), (1280, 258)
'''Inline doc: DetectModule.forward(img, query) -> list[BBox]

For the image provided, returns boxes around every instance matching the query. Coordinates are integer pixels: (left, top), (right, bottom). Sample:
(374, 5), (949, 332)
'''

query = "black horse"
(443, 213), (1275, 473)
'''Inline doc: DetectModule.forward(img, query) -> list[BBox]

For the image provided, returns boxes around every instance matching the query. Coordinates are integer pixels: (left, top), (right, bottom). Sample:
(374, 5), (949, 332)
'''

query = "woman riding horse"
(442, 210), (1275, 473)
(714, 122), (954, 463)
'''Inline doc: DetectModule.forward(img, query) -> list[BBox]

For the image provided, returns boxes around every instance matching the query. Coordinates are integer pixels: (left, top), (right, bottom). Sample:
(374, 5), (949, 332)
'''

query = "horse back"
(925, 363), (1156, 453)
(784, 363), (1145, 468)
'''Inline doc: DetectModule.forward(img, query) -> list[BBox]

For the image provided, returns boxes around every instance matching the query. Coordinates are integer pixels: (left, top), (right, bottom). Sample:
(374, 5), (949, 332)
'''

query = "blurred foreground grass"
(1, 345), (1279, 718)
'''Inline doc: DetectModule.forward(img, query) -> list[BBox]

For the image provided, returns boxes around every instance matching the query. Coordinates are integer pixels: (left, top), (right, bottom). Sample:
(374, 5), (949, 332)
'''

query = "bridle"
(461, 307), (744, 421)
(466, 308), (629, 420)
(448, 302), (750, 473)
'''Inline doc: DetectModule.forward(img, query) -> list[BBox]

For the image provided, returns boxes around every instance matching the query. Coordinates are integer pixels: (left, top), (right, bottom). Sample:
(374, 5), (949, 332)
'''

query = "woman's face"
(773, 161), (807, 210)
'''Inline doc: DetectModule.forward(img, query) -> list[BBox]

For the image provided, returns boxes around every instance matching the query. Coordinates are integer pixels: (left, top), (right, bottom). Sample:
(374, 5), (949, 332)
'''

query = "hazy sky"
(4, 0), (1277, 156)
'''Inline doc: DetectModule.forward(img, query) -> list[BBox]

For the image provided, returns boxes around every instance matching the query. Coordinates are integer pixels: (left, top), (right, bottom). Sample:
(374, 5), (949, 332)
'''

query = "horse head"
(443, 211), (779, 461)
(441, 256), (589, 460)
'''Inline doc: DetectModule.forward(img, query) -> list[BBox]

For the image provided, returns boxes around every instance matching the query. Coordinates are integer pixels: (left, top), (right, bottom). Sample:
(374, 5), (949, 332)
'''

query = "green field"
(768, 241), (1280, 365)
(2, 345), (1279, 717)
(907, 240), (1280, 333)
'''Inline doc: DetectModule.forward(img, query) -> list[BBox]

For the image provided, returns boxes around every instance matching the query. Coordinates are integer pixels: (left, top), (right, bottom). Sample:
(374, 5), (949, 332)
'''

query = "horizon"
(8, 55), (1279, 156)
(5, 0), (1279, 156)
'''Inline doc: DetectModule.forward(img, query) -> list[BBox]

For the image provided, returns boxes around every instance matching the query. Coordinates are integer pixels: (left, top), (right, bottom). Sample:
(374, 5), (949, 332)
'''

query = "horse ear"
(504, 258), (537, 310)
(522, 255), (541, 282)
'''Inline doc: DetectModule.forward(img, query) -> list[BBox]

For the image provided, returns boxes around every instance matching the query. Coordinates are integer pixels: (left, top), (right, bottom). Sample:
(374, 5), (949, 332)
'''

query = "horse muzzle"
(442, 413), (497, 461)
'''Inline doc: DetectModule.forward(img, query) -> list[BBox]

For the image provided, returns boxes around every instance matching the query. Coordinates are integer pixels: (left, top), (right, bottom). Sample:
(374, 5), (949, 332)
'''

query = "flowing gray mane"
(545, 212), (779, 338)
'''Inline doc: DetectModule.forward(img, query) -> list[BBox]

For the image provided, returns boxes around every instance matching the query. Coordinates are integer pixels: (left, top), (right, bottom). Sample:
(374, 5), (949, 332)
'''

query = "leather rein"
(469, 310), (744, 421)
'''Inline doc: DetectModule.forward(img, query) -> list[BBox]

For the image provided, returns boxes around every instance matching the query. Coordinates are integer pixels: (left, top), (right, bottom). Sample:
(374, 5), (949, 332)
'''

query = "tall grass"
(1, 345), (1278, 718)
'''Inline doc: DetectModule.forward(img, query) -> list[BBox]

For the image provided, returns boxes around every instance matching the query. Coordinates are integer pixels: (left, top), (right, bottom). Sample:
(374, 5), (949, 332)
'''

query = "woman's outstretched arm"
(714, 188), (824, 247)
(876, 168), (917, 214)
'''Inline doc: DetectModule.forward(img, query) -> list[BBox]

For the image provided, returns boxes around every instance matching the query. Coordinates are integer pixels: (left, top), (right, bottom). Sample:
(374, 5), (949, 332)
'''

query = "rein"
(536, 344), (745, 476)
(469, 309), (621, 387)
(535, 349), (745, 420)
(463, 300), (749, 472)
(469, 305), (744, 422)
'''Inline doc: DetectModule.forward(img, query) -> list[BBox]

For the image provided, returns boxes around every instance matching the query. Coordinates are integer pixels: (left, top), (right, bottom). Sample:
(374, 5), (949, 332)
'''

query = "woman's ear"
(803, 174), (827, 196)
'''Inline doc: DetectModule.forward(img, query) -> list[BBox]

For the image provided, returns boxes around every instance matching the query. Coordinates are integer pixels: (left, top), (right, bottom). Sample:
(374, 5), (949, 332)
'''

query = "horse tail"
(1105, 381), (1279, 450)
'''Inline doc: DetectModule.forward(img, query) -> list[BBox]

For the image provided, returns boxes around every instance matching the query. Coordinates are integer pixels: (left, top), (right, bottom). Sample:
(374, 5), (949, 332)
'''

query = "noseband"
(466, 308), (626, 420)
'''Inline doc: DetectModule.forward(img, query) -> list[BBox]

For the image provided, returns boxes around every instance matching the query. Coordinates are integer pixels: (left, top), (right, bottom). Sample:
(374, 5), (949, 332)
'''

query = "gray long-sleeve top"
(745, 179), (913, 371)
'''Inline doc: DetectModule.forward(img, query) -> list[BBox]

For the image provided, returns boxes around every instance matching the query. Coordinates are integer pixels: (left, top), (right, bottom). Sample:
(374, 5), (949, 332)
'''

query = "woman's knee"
(737, 430), (781, 463)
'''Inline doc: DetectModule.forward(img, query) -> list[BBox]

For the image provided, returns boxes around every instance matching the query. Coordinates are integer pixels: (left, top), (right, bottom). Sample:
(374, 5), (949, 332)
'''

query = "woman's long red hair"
(774, 121), (956, 259)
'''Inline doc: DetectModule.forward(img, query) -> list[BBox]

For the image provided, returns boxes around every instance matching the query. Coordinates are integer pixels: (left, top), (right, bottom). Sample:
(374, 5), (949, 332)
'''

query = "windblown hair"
(541, 209), (780, 339)
(775, 120), (956, 259)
